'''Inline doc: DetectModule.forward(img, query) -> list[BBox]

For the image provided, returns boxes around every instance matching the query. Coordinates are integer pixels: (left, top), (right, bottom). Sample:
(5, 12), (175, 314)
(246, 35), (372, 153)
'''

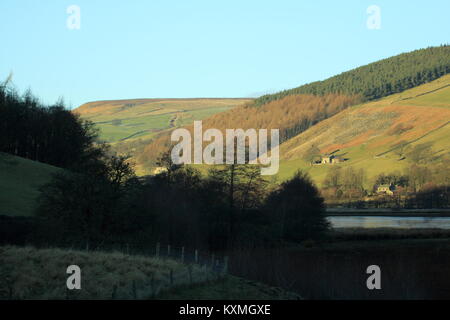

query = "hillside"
(140, 94), (359, 168)
(255, 45), (450, 106)
(137, 46), (450, 171)
(71, 47), (450, 179)
(276, 74), (450, 186)
(0, 153), (60, 217)
(74, 98), (251, 143)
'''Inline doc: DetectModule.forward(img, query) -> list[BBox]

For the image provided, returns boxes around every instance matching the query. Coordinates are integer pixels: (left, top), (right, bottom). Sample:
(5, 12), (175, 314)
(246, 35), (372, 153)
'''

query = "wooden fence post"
(181, 246), (185, 263)
(156, 242), (160, 258)
(211, 254), (215, 268)
(111, 285), (117, 300)
(195, 250), (199, 264)
(167, 245), (171, 257)
(132, 280), (137, 299)
(188, 265), (193, 285)
(223, 256), (229, 274)
(150, 273), (155, 298)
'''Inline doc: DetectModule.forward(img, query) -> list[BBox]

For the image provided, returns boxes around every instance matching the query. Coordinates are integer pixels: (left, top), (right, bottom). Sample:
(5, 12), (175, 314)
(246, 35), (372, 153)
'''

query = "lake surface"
(328, 216), (450, 229)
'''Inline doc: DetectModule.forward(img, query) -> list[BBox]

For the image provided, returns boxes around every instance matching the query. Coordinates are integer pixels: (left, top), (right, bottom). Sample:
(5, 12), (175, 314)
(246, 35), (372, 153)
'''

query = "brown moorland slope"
(139, 94), (360, 167)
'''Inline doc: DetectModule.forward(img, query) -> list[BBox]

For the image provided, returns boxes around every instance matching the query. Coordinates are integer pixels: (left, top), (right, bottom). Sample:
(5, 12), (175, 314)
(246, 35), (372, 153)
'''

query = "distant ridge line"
(78, 97), (252, 108)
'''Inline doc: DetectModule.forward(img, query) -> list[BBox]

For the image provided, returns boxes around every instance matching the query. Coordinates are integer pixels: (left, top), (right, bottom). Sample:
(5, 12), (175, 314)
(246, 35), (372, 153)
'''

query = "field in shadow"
(229, 238), (450, 299)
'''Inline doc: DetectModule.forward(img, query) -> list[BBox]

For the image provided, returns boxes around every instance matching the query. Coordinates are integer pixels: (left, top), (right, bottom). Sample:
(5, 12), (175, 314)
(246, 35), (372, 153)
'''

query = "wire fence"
(100, 242), (230, 298)
(153, 243), (229, 274)
(82, 241), (229, 275)
(1, 243), (230, 299)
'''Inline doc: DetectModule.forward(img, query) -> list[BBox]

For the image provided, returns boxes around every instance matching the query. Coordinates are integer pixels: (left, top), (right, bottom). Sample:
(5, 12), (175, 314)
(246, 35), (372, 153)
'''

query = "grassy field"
(275, 74), (450, 186)
(0, 246), (217, 300)
(0, 153), (60, 217)
(74, 98), (251, 143)
(0, 246), (299, 300)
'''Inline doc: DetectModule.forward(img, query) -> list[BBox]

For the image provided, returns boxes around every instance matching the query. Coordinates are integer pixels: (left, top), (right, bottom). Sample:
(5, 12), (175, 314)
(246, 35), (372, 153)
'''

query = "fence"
(153, 243), (229, 274)
(99, 242), (230, 299)
(81, 241), (229, 275)
(19, 241), (231, 299)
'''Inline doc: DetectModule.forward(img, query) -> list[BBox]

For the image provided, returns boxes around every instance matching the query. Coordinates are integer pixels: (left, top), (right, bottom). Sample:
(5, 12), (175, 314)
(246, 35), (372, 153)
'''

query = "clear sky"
(0, 0), (449, 108)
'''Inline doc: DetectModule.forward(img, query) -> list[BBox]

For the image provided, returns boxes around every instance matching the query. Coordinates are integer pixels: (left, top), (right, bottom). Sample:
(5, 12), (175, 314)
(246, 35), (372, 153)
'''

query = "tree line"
(0, 78), (101, 170)
(34, 151), (329, 252)
(254, 45), (450, 106)
(321, 159), (450, 209)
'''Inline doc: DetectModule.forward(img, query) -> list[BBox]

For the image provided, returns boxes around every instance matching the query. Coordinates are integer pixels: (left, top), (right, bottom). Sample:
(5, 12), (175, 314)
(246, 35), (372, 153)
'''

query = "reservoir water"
(328, 216), (450, 229)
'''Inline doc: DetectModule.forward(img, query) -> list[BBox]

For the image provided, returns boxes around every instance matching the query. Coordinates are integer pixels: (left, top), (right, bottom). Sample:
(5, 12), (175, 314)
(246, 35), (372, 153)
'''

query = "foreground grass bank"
(0, 246), (300, 300)
(0, 246), (217, 300)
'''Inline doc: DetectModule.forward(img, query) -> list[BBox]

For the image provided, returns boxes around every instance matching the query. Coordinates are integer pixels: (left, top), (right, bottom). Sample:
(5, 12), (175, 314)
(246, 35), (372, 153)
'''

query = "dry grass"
(0, 246), (217, 300)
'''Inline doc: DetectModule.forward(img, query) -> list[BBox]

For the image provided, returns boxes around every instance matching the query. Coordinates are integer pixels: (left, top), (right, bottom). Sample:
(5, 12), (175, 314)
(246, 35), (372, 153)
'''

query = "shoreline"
(326, 208), (450, 217)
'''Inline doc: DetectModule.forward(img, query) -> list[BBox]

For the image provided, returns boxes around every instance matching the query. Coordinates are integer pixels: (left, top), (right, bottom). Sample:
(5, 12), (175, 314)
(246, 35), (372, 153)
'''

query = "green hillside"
(275, 74), (450, 186)
(0, 153), (60, 217)
(255, 45), (450, 106)
(74, 98), (251, 143)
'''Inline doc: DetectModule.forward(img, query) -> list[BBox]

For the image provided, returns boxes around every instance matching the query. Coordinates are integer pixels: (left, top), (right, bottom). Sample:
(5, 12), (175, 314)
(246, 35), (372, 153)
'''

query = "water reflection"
(328, 216), (450, 229)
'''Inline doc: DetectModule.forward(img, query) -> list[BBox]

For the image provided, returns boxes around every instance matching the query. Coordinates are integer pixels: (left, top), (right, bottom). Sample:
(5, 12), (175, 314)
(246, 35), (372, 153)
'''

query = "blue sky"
(0, 0), (449, 108)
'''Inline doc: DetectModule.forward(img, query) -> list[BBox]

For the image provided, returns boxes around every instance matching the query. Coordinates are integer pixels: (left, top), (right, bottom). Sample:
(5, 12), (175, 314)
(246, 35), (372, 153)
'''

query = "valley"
(2, 44), (450, 301)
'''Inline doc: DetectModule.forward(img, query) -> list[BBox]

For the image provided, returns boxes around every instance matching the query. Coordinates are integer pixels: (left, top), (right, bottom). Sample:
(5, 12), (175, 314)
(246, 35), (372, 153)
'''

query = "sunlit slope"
(0, 153), (60, 217)
(140, 94), (359, 169)
(74, 98), (251, 143)
(277, 75), (450, 185)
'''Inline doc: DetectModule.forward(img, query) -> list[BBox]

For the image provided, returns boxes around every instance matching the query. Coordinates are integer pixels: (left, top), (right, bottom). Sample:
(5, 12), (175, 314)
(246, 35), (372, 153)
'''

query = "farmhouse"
(321, 155), (341, 164)
(376, 184), (396, 195)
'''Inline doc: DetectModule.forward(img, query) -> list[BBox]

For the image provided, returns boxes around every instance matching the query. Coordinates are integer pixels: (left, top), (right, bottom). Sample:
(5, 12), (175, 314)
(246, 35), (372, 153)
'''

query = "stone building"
(376, 184), (396, 195)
